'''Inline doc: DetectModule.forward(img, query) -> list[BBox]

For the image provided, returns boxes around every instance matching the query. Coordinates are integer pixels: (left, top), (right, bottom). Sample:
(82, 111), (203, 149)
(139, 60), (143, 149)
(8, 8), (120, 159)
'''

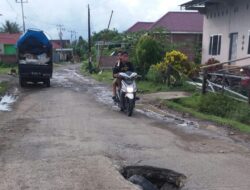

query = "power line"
(16, 0), (28, 32)
(5, 0), (20, 22)
(6, 0), (18, 13)
(68, 30), (78, 42)
(57, 24), (65, 48)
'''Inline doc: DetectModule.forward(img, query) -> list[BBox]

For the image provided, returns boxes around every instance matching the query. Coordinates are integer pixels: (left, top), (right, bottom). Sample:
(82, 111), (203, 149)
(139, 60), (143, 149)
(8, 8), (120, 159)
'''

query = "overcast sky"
(0, 0), (188, 40)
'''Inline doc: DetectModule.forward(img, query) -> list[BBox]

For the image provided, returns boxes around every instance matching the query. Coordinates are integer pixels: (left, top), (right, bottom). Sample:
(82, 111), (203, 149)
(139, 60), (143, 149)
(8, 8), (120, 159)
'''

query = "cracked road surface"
(0, 64), (250, 190)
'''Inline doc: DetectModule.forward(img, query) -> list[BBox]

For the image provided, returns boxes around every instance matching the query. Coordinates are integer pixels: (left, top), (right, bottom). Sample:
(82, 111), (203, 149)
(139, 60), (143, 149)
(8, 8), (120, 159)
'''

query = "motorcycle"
(115, 71), (139, 116)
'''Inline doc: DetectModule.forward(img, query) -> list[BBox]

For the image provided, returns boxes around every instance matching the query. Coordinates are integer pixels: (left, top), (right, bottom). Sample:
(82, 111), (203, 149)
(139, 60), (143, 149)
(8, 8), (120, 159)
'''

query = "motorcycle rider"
(112, 51), (134, 102)
(112, 51), (122, 101)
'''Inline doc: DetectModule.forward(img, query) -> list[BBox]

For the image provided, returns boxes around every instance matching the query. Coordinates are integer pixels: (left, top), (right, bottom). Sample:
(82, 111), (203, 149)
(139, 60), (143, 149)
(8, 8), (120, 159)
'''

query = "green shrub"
(198, 93), (250, 125)
(199, 93), (232, 117)
(230, 103), (250, 125)
(146, 64), (162, 83)
(135, 35), (163, 77)
(147, 50), (200, 84)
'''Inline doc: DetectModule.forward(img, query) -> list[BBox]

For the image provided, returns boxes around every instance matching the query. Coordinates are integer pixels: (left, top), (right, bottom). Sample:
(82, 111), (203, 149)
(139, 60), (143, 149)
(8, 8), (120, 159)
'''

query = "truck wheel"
(19, 77), (26, 87)
(45, 79), (50, 87)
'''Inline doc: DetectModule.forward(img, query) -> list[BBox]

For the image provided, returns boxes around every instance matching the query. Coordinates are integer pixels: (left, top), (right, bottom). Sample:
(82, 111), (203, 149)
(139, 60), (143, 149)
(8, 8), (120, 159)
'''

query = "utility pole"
(97, 10), (114, 69)
(57, 24), (65, 49)
(69, 30), (77, 42)
(88, 4), (92, 73)
(107, 10), (113, 30)
(16, 0), (28, 33)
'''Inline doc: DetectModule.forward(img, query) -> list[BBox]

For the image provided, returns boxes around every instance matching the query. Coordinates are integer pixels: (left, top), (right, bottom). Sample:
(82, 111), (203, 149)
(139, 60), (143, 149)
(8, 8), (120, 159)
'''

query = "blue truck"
(17, 29), (53, 87)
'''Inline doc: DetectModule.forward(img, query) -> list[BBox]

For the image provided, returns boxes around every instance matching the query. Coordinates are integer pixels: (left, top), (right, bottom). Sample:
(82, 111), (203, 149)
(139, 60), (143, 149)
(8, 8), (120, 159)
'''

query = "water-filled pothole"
(120, 166), (187, 190)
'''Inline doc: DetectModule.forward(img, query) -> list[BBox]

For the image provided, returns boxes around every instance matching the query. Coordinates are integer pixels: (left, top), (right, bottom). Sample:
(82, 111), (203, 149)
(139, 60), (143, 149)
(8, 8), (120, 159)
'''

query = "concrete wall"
(0, 55), (17, 64)
(202, 0), (250, 66)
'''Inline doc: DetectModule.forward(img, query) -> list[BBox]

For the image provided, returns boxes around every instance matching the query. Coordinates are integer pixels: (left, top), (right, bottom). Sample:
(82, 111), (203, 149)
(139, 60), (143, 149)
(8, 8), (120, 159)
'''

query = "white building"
(182, 0), (250, 67)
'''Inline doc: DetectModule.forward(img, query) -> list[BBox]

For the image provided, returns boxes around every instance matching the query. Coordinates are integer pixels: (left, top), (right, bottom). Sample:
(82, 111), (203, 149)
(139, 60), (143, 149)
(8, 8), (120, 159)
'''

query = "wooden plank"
(202, 69), (208, 94)
(201, 56), (250, 69)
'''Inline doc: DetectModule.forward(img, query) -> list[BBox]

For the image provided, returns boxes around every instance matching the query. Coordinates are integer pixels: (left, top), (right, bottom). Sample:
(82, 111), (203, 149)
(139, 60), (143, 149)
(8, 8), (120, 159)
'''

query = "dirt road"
(0, 65), (250, 190)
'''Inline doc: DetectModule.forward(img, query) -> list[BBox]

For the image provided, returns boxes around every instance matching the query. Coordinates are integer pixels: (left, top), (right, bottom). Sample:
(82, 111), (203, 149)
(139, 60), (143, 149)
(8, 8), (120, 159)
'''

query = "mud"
(0, 64), (250, 190)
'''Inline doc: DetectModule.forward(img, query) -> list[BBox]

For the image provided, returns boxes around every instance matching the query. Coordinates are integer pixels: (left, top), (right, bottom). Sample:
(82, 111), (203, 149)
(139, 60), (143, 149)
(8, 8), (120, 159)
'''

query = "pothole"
(120, 166), (187, 190)
(0, 93), (17, 111)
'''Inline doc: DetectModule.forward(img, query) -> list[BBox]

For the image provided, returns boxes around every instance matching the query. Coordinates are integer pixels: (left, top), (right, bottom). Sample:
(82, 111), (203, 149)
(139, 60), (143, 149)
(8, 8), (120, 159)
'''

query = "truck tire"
(45, 79), (50, 87)
(19, 77), (26, 87)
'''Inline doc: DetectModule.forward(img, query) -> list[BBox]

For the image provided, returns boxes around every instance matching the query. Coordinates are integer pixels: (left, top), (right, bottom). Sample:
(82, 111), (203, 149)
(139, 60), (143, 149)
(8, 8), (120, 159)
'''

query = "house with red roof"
(126, 22), (154, 33)
(0, 33), (21, 55)
(0, 33), (21, 64)
(182, 0), (250, 67)
(126, 12), (204, 62)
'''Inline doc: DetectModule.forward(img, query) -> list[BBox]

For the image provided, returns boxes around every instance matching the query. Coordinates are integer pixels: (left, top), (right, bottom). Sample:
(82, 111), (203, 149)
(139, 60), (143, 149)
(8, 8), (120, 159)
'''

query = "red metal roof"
(127, 12), (203, 33)
(150, 12), (203, 33)
(0, 33), (21, 45)
(51, 41), (62, 49)
(126, 22), (154, 33)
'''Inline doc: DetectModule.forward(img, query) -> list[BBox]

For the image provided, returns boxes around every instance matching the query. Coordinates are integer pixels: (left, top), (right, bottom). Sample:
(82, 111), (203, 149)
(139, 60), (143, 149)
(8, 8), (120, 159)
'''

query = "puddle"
(0, 94), (17, 111)
(52, 68), (228, 139)
(121, 165), (186, 190)
(135, 107), (200, 133)
(52, 68), (114, 105)
(51, 68), (227, 138)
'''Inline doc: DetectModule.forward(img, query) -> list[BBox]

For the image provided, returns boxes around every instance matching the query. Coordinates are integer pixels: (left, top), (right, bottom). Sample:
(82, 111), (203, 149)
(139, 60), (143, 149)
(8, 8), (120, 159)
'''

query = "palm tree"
(0, 20), (21, 33)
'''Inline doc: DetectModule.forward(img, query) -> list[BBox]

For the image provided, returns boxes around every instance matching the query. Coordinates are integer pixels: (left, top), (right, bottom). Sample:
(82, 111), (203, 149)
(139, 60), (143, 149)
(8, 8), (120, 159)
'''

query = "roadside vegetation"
(0, 20), (21, 33)
(0, 81), (8, 95)
(0, 62), (17, 75)
(81, 28), (250, 132)
(81, 62), (196, 93)
(164, 93), (250, 132)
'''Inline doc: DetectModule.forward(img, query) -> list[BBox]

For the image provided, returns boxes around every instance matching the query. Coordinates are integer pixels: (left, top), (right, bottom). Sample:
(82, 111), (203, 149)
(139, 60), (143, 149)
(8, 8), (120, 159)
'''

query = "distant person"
(112, 51), (134, 102)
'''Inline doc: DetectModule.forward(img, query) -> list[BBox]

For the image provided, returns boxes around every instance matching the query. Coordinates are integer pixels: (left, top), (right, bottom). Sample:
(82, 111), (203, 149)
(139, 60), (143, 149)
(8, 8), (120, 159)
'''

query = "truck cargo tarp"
(16, 29), (52, 55)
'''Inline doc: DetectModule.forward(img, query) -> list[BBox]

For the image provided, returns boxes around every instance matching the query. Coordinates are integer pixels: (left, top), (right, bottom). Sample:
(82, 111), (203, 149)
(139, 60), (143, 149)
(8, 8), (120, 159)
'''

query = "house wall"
(0, 44), (4, 55)
(0, 55), (17, 64)
(172, 33), (202, 62)
(4, 44), (16, 55)
(202, 0), (250, 66)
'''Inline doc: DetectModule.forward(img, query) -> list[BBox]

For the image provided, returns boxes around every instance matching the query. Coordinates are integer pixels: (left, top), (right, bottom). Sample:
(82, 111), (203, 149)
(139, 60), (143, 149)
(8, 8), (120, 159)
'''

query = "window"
(209, 35), (222, 55)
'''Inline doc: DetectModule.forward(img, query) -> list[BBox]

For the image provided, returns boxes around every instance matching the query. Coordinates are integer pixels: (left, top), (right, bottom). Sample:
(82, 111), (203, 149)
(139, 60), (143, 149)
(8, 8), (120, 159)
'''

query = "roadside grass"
(80, 63), (250, 132)
(91, 70), (113, 84)
(0, 63), (17, 75)
(81, 67), (197, 94)
(164, 93), (250, 133)
(0, 81), (8, 95)
(0, 67), (10, 74)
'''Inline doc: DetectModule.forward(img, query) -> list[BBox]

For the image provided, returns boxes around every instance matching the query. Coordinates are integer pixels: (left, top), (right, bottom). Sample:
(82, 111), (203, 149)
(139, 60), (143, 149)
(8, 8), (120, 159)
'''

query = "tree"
(135, 35), (163, 78)
(73, 36), (88, 59)
(92, 28), (122, 43)
(0, 20), (21, 33)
